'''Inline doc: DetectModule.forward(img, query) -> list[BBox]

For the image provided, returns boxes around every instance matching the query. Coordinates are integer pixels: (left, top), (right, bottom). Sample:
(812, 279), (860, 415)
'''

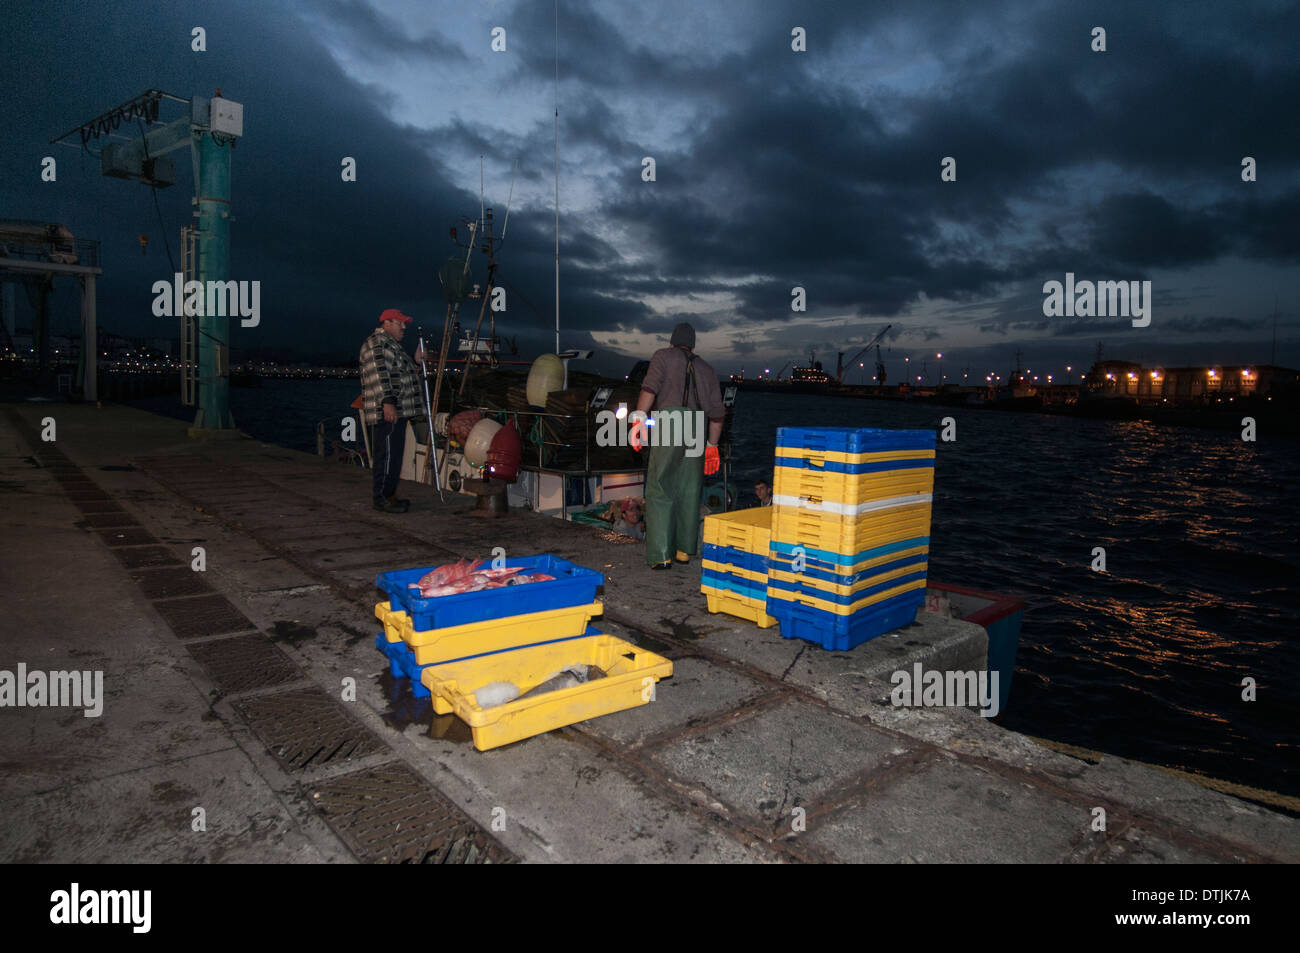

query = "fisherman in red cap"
(360, 308), (425, 512)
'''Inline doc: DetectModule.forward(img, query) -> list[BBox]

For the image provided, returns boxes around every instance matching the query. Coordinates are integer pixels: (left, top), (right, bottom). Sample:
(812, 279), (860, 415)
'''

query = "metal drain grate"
(133, 567), (214, 600)
(234, 687), (388, 773)
(114, 545), (184, 569)
(186, 635), (303, 695)
(95, 527), (159, 547)
(311, 761), (516, 864)
(151, 593), (255, 638)
(82, 512), (140, 529)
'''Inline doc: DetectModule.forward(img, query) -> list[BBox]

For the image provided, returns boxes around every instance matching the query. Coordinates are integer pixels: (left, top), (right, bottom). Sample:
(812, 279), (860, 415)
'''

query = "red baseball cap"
(379, 308), (412, 325)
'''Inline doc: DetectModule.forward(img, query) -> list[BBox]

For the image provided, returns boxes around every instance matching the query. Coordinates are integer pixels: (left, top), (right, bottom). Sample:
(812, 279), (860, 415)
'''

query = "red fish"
(478, 567), (525, 582)
(408, 560), (554, 597)
(411, 558), (484, 595)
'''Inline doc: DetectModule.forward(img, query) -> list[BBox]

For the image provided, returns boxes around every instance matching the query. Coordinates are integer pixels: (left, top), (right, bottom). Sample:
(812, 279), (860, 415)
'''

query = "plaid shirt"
(359, 328), (425, 425)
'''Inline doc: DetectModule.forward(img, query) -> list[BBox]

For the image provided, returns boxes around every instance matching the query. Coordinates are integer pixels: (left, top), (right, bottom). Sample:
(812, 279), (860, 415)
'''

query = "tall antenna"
(480, 155), (485, 231)
(553, 0), (560, 354)
(500, 158), (518, 241)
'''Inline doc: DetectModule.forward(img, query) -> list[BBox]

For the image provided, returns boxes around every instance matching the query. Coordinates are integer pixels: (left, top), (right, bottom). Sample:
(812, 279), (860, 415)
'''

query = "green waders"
(644, 405), (704, 565)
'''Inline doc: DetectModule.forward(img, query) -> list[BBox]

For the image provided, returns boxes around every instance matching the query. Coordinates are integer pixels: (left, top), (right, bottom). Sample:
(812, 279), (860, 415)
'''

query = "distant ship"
(731, 355), (830, 395)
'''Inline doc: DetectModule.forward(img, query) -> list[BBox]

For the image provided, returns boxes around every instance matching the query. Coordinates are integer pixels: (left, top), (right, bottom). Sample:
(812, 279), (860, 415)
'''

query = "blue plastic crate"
(766, 590), (924, 651)
(774, 456), (934, 476)
(766, 562), (929, 607)
(701, 542), (769, 576)
(775, 426), (936, 455)
(377, 555), (604, 632)
(768, 549), (929, 588)
(769, 537), (930, 573)
(700, 566), (768, 602)
(375, 626), (599, 698)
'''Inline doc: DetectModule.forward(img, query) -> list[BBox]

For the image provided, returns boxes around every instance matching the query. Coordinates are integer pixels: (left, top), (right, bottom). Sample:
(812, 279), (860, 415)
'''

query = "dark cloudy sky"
(3, 0), (1297, 381)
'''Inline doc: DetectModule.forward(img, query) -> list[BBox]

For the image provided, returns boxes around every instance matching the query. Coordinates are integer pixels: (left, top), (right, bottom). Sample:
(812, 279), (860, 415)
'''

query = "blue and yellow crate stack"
(702, 426), (936, 651)
(373, 555), (673, 751)
(701, 506), (778, 628)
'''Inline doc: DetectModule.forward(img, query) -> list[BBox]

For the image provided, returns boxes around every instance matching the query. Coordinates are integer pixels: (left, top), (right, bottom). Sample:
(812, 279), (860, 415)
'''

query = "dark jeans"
(372, 417), (407, 502)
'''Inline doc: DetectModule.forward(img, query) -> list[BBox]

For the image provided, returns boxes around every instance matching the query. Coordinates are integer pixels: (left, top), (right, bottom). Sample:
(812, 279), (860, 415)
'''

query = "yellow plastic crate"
(702, 506), (772, 552)
(375, 600), (603, 665)
(768, 557), (928, 598)
(702, 586), (778, 628)
(769, 542), (930, 578)
(766, 576), (928, 616)
(771, 501), (933, 555)
(700, 557), (766, 585)
(774, 463), (934, 508)
(419, 633), (673, 751)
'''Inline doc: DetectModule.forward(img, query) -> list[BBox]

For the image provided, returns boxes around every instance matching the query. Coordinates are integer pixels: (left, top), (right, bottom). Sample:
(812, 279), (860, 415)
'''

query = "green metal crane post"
(192, 125), (235, 431)
(51, 89), (243, 433)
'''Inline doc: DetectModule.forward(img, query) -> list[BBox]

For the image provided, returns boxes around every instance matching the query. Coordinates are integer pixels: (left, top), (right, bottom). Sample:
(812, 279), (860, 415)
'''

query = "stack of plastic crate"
(373, 554), (673, 750)
(700, 506), (777, 628)
(766, 426), (936, 650)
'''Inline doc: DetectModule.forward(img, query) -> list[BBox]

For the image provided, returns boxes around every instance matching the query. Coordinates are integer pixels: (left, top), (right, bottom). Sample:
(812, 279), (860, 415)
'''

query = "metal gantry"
(51, 89), (244, 431)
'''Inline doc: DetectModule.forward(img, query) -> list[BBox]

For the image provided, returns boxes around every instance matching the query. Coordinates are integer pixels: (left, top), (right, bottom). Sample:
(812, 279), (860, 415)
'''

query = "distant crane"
(836, 324), (892, 384)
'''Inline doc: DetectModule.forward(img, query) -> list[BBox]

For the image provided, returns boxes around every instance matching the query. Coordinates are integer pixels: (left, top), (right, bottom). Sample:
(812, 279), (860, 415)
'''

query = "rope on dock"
(1025, 734), (1300, 814)
(1147, 764), (1300, 815)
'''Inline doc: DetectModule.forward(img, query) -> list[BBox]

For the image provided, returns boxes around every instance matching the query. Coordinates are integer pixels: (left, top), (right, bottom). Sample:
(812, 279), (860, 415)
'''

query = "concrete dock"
(2, 402), (1296, 863)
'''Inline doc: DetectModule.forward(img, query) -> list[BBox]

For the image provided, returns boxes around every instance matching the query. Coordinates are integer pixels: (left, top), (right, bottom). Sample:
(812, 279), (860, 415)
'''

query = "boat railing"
(456, 405), (632, 477)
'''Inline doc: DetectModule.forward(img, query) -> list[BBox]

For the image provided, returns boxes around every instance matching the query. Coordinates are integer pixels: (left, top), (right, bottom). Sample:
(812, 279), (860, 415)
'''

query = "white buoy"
(464, 418), (503, 467)
(526, 353), (565, 407)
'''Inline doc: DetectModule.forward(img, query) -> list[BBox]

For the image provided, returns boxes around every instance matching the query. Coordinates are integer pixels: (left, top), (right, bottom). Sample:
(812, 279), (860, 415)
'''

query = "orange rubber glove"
(704, 444), (720, 476)
(629, 411), (648, 452)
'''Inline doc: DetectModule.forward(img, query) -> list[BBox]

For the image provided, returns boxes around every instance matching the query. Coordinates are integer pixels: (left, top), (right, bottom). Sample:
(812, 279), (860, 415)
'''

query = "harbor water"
(128, 381), (1300, 802)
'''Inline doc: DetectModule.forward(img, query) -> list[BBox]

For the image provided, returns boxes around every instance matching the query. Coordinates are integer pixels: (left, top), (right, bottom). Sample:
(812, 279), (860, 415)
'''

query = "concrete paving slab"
(804, 756), (1088, 863)
(410, 731), (771, 864)
(0, 519), (238, 798)
(1086, 825), (1225, 864)
(0, 748), (342, 863)
(1061, 756), (1300, 863)
(576, 655), (774, 748)
(648, 696), (917, 827)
